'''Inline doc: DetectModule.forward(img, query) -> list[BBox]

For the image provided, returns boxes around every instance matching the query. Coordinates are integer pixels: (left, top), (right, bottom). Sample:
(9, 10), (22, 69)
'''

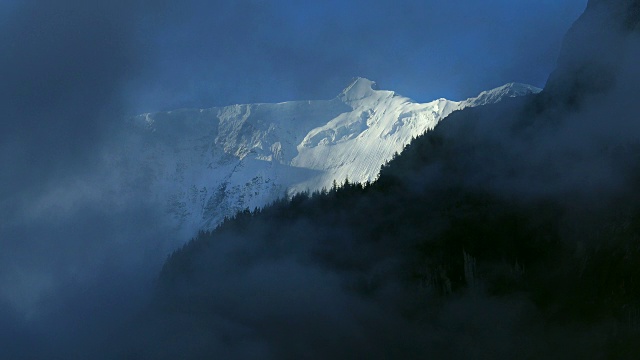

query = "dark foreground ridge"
(126, 0), (640, 358)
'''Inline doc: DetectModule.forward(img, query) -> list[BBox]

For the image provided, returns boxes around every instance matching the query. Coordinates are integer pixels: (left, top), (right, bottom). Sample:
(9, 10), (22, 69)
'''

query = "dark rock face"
(584, 0), (640, 31)
(544, 0), (640, 106)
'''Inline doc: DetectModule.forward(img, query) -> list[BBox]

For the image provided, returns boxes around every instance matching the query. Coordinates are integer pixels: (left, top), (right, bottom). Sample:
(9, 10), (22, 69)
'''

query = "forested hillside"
(132, 0), (640, 358)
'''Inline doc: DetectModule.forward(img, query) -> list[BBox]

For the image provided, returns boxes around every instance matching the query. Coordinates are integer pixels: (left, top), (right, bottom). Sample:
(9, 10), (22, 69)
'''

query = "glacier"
(124, 78), (540, 237)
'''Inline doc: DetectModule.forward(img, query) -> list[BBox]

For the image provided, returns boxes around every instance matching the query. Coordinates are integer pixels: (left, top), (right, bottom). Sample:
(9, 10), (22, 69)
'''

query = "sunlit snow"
(125, 78), (540, 237)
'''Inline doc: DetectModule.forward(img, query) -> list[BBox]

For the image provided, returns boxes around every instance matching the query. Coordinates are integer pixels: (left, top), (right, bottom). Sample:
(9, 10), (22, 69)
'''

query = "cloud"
(0, 0), (593, 358)
(0, 1), (178, 356)
(0, 0), (144, 203)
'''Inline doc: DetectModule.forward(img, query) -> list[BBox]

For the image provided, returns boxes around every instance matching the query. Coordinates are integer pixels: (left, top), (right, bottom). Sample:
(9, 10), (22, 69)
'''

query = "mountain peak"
(462, 82), (541, 107)
(493, 82), (542, 96)
(339, 77), (379, 101)
(501, 82), (537, 89)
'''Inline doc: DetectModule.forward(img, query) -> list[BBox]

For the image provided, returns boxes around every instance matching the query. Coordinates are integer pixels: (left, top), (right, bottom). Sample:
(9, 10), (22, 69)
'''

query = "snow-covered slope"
(127, 78), (540, 236)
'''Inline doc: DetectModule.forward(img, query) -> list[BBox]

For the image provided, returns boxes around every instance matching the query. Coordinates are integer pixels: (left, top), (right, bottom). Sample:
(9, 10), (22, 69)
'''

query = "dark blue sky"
(0, 1), (602, 355)
(0, 0), (587, 315)
(127, 0), (587, 112)
(1, 0), (588, 120)
(0, 0), (591, 225)
(0, 0), (588, 233)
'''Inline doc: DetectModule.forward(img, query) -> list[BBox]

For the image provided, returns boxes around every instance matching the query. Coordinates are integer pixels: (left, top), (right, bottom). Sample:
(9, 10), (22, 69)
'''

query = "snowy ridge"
(125, 78), (540, 237)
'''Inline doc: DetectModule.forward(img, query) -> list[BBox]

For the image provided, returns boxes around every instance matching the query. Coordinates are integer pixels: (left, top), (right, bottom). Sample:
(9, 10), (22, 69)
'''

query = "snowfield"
(125, 78), (540, 237)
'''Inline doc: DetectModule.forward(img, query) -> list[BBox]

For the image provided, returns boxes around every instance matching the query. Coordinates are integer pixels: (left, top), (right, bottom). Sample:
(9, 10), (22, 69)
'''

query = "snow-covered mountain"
(126, 78), (540, 236)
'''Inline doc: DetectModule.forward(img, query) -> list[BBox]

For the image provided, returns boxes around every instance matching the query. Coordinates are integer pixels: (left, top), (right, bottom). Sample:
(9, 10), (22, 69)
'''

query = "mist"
(0, 0), (597, 358)
(0, 1), (179, 357)
(129, 0), (640, 358)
